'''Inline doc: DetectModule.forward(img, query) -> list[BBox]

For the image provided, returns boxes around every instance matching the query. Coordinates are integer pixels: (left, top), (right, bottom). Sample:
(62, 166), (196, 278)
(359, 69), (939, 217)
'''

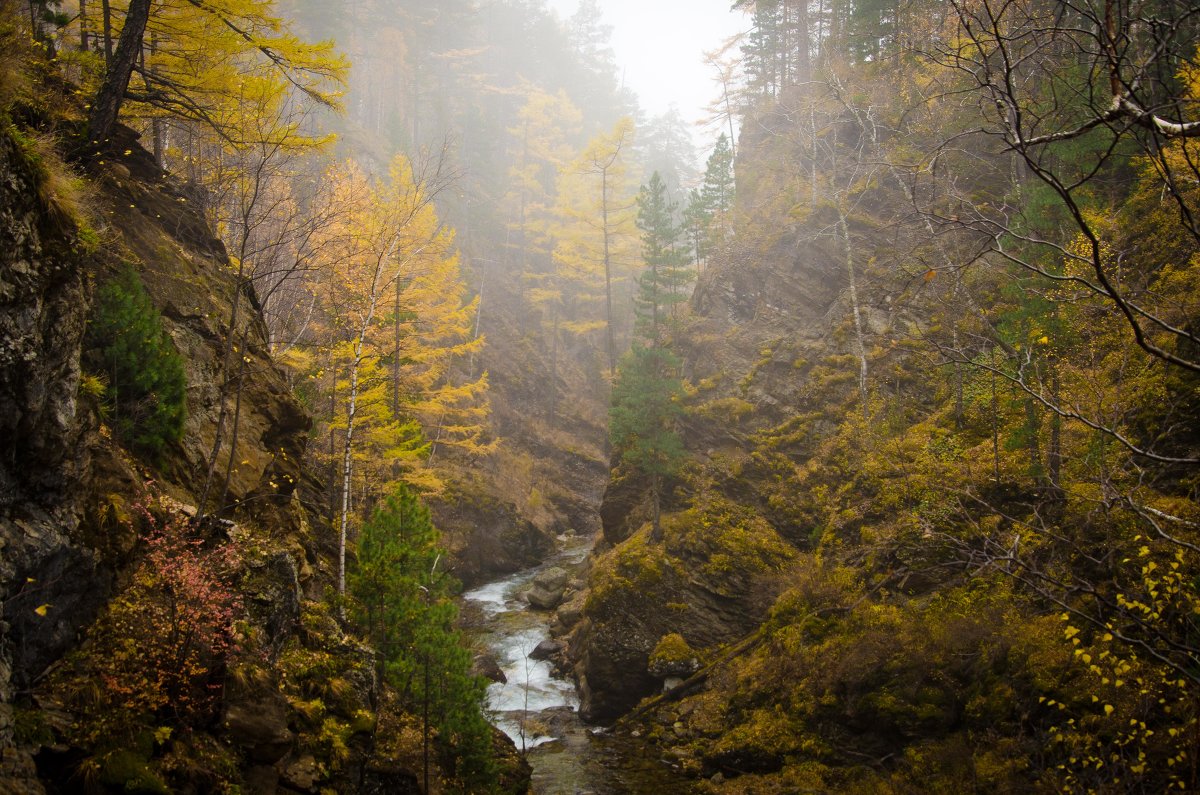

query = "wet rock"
(535, 566), (570, 591)
(528, 639), (564, 661)
(554, 594), (585, 629)
(525, 584), (564, 610)
(525, 567), (569, 610)
(537, 705), (579, 736)
(471, 652), (507, 684)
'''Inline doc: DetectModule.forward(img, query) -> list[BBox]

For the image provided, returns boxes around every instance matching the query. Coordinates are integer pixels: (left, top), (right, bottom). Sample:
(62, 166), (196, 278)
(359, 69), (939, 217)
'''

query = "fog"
(546, 0), (747, 132)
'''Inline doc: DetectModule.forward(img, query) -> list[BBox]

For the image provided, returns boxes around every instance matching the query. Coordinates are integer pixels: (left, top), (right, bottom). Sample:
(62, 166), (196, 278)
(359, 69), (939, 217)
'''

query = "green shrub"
(86, 267), (186, 459)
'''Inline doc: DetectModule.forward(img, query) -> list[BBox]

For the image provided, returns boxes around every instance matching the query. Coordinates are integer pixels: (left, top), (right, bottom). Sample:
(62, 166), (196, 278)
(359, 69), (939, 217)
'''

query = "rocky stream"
(463, 535), (694, 795)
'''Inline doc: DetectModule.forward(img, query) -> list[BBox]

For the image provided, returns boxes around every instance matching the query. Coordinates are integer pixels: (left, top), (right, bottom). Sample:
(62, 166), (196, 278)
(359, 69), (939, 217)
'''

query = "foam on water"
(463, 535), (588, 746)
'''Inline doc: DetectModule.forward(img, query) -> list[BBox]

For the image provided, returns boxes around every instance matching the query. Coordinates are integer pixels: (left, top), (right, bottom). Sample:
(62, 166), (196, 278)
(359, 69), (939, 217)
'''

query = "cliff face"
(0, 122), (523, 793)
(570, 225), (870, 720)
(567, 114), (914, 721)
(0, 120), (98, 792)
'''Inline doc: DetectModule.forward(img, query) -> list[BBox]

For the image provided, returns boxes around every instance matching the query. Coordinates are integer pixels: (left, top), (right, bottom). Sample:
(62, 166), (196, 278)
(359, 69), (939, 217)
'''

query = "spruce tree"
(683, 186), (710, 269)
(349, 484), (496, 790)
(611, 171), (691, 539)
(610, 345), (685, 539)
(700, 134), (735, 231)
(684, 135), (735, 268)
(633, 171), (691, 346)
(86, 267), (187, 460)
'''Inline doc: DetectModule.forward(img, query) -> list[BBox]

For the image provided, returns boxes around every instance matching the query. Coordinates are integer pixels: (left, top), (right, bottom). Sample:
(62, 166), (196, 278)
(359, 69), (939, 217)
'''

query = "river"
(462, 534), (695, 795)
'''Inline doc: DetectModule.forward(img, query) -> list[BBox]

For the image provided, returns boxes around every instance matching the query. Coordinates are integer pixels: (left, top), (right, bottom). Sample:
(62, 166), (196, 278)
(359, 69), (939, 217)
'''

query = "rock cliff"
(568, 127), (909, 721)
(0, 118), (526, 792)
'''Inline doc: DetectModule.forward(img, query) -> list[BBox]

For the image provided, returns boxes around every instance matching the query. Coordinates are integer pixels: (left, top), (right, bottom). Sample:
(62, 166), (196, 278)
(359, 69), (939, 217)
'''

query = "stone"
(471, 652), (507, 684)
(525, 583), (565, 610)
(281, 754), (319, 791)
(223, 694), (294, 764)
(528, 639), (563, 661)
(533, 566), (569, 591)
(554, 596), (584, 629)
(649, 656), (700, 679)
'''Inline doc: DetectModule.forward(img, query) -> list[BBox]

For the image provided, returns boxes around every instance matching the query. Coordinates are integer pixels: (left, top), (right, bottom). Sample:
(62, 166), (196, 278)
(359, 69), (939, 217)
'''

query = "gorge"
(2, 0), (1200, 794)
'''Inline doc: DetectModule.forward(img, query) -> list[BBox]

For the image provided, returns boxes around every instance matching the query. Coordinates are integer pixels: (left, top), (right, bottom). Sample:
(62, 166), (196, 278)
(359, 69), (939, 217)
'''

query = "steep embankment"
(0, 119), (97, 792)
(566, 206), (872, 720)
(430, 259), (613, 587)
(568, 64), (1200, 793)
(0, 120), (526, 792)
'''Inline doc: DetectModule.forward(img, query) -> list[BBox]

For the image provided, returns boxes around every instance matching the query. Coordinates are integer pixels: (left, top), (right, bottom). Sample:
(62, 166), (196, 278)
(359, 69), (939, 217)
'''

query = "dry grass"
(0, 0), (33, 110)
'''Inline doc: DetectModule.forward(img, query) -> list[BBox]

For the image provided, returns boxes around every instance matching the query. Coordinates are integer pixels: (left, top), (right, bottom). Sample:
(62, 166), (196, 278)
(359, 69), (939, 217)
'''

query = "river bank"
(462, 535), (694, 794)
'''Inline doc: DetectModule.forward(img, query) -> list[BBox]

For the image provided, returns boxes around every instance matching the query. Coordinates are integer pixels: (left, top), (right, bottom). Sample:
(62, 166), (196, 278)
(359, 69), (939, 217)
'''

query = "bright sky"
(547, 0), (747, 142)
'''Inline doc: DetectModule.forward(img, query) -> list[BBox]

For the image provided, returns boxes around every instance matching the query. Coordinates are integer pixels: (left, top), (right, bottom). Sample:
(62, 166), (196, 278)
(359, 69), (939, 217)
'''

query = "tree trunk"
(86, 0), (151, 149)
(837, 205), (868, 412)
(1048, 364), (1062, 490)
(991, 348), (1000, 481)
(217, 330), (251, 513)
(602, 167), (616, 374)
(1023, 396), (1043, 482)
(338, 354), (361, 604)
(650, 473), (662, 542)
(548, 302), (559, 425)
(197, 264), (246, 520)
(393, 272), (402, 419)
(328, 369), (337, 524)
(101, 0), (112, 65)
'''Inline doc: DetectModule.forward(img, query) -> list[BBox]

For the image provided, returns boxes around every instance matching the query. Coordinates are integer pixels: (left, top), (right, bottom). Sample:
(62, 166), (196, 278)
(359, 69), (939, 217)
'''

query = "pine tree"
(349, 483), (495, 791)
(683, 134), (736, 269)
(633, 171), (691, 346)
(610, 170), (691, 539)
(86, 266), (187, 460)
(609, 345), (684, 540)
(700, 133), (735, 227)
(682, 187), (709, 270)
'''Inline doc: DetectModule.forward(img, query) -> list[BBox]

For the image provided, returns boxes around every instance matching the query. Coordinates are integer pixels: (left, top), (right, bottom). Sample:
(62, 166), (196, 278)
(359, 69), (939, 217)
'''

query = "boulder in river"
(535, 566), (570, 590)
(529, 639), (564, 661)
(471, 652), (508, 684)
(524, 566), (569, 610)
(555, 594), (585, 629)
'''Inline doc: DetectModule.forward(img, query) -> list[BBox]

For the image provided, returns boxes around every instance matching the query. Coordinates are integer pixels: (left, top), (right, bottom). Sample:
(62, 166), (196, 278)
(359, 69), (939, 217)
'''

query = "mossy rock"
(99, 749), (171, 794)
(649, 633), (700, 678)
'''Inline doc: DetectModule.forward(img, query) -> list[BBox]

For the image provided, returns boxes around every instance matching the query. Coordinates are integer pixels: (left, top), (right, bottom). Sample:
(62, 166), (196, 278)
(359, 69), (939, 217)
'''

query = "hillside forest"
(0, 0), (1198, 793)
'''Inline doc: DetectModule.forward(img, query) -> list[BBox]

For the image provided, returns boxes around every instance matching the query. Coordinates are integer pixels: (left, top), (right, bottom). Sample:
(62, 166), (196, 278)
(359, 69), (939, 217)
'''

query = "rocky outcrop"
(0, 122), (528, 793)
(0, 123), (99, 795)
(525, 566), (569, 610)
(432, 483), (552, 587)
(223, 693), (295, 764)
(571, 149), (894, 722)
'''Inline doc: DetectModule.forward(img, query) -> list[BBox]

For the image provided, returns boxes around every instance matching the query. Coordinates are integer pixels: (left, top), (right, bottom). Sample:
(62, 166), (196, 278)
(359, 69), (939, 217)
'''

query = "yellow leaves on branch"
(311, 154), (493, 492)
(122, 0), (346, 143)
